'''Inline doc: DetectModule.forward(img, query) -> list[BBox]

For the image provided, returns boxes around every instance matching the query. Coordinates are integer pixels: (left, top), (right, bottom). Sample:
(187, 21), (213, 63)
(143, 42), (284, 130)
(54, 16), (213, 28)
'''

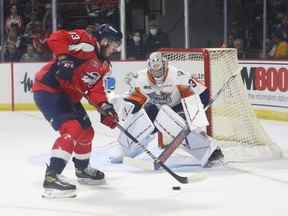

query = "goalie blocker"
(110, 95), (221, 167)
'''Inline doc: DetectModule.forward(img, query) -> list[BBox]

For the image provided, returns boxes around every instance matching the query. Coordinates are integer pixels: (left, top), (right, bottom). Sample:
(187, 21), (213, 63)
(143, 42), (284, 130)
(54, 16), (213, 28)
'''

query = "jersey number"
(69, 32), (80, 41)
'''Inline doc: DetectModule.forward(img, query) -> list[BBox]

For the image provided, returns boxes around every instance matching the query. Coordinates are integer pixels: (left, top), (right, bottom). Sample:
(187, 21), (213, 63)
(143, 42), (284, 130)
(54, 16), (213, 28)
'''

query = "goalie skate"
(42, 169), (76, 199)
(205, 148), (224, 168)
(75, 166), (105, 185)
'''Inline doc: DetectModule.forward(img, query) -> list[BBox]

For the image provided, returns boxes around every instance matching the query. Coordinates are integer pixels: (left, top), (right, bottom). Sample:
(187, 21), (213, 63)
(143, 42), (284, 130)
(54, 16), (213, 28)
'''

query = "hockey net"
(158, 48), (282, 162)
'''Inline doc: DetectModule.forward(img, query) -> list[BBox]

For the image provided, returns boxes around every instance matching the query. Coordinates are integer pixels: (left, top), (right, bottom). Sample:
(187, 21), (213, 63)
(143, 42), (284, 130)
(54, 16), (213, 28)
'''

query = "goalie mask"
(147, 52), (168, 84)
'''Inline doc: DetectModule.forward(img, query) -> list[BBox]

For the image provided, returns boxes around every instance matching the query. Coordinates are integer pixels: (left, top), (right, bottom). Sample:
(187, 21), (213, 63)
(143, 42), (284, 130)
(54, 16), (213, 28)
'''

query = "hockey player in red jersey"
(32, 24), (122, 198)
(46, 24), (121, 80)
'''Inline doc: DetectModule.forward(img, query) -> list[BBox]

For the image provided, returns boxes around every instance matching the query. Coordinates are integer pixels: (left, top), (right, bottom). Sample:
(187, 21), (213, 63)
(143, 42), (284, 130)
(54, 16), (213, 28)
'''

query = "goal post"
(158, 48), (282, 162)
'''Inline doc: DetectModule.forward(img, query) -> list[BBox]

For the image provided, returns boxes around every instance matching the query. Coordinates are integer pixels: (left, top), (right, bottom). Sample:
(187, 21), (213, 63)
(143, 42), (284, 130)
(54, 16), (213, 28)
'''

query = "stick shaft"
(116, 123), (188, 184)
(156, 73), (239, 166)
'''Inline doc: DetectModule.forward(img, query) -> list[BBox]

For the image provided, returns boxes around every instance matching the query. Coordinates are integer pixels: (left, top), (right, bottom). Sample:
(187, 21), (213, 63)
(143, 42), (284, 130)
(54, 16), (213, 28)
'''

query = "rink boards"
(0, 61), (287, 121)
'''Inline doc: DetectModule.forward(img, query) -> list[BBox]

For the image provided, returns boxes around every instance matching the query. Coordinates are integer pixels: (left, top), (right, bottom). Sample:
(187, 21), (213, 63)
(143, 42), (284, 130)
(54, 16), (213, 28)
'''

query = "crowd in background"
(223, 0), (288, 59)
(1, 0), (63, 62)
(1, 0), (288, 62)
(0, 0), (171, 62)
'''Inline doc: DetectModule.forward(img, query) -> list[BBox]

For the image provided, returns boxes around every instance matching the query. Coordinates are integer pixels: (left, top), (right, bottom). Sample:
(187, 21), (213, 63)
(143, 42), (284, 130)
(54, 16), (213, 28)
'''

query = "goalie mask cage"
(158, 48), (282, 162)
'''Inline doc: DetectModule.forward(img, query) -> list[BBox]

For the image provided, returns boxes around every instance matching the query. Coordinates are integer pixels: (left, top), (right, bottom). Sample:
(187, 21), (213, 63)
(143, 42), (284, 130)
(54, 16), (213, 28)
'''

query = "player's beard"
(99, 44), (110, 60)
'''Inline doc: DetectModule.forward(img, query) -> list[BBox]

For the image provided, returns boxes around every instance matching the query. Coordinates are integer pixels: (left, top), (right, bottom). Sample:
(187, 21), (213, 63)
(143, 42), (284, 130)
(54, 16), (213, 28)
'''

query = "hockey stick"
(116, 123), (188, 184)
(203, 73), (238, 111)
(76, 86), (188, 183)
(74, 88), (187, 183)
(154, 73), (239, 169)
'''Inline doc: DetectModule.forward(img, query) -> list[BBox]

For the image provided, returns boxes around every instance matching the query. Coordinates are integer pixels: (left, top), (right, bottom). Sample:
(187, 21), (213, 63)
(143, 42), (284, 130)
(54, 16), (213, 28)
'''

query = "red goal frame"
(158, 48), (212, 136)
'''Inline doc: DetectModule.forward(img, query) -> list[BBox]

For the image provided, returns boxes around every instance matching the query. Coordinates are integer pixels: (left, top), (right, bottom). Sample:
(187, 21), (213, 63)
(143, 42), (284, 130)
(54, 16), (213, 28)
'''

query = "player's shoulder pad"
(169, 65), (191, 85)
(70, 29), (97, 44)
(133, 69), (149, 86)
(170, 65), (189, 77)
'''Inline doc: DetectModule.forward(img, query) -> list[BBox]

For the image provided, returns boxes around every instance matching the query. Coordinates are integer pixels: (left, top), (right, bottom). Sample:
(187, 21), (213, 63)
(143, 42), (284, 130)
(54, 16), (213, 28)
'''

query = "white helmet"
(147, 52), (168, 84)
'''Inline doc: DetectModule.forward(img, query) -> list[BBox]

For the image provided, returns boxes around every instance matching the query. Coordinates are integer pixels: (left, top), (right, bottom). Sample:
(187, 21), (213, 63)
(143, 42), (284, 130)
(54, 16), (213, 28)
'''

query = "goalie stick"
(116, 123), (189, 184)
(154, 73), (239, 169)
(73, 87), (188, 183)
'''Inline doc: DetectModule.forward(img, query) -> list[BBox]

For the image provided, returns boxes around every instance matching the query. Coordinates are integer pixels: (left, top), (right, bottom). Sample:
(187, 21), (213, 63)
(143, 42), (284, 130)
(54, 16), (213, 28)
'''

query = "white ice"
(0, 111), (288, 216)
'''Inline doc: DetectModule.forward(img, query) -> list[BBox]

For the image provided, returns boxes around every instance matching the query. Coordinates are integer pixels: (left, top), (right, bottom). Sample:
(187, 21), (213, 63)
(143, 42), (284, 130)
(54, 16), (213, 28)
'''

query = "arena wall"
(0, 61), (287, 121)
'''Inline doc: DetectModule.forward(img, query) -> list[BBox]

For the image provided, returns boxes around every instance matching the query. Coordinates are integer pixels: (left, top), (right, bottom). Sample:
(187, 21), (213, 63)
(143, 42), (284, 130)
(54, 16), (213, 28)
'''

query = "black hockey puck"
(172, 186), (181, 190)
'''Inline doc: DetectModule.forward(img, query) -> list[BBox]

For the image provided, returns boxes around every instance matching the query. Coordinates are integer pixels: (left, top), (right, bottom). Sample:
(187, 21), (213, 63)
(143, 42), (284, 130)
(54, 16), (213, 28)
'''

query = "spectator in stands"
(85, 0), (119, 26)
(85, 24), (98, 36)
(221, 33), (236, 48)
(5, 4), (23, 33)
(233, 38), (246, 59)
(268, 31), (288, 59)
(85, 0), (103, 18)
(6, 26), (22, 50)
(21, 0), (33, 24)
(5, 0), (17, 15)
(277, 15), (288, 42)
(227, 33), (236, 48)
(127, 31), (145, 60)
(143, 20), (170, 57)
(30, 25), (50, 62)
(3, 41), (21, 62)
(42, 3), (63, 33)
(25, 12), (42, 37)
(20, 44), (42, 62)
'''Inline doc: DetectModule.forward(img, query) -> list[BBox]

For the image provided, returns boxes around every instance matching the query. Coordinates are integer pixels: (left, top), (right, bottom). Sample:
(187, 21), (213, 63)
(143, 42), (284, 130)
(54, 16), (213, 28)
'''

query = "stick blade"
(187, 172), (208, 183)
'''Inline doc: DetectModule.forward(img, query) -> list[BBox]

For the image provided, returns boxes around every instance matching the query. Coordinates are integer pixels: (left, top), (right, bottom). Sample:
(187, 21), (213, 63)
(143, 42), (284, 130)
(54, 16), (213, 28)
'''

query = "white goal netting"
(159, 48), (282, 162)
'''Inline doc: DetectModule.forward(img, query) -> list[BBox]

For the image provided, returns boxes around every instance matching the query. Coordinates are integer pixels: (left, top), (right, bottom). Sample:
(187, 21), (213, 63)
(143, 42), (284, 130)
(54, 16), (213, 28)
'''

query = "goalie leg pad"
(117, 109), (155, 157)
(182, 130), (218, 167)
(181, 95), (209, 131)
(154, 105), (186, 146)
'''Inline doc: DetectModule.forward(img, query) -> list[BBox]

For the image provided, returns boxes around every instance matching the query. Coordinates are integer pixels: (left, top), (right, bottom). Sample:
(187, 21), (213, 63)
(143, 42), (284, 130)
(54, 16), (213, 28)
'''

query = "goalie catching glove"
(100, 102), (119, 129)
(123, 98), (142, 114)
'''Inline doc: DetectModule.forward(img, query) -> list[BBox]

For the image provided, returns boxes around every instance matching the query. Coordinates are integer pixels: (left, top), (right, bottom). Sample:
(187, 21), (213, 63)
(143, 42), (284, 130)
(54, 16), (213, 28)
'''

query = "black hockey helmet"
(95, 24), (123, 43)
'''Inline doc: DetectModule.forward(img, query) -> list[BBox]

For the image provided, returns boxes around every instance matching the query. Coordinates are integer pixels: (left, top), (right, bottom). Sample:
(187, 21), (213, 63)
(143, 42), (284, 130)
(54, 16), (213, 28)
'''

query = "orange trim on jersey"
(127, 87), (147, 106)
(177, 85), (194, 98)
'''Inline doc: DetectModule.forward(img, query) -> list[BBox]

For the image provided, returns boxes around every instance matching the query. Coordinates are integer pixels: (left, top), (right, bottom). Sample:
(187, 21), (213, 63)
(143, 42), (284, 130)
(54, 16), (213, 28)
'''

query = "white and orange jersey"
(127, 65), (205, 108)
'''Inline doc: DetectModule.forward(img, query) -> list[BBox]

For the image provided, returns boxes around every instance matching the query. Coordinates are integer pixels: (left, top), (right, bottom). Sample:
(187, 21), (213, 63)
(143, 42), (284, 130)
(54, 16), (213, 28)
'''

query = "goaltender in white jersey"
(111, 52), (224, 167)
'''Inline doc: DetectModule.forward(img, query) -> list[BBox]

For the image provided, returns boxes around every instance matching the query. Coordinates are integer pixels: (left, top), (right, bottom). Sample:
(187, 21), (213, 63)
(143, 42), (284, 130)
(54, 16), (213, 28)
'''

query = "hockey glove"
(124, 98), (142, 114)
(56, 56), (76, 80)
(100, 102), (119, 129)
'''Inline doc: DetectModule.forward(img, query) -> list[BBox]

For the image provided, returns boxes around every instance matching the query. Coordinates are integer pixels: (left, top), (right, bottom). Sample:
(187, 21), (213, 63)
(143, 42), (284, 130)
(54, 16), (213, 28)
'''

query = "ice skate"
(205, 148), (224, 167)
(75, 165), (105, 185)
(42, 169), (76, 199)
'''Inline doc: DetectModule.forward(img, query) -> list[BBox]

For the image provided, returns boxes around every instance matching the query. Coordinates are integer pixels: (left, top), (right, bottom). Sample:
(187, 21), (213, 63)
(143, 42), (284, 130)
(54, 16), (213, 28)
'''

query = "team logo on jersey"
(81, 72), (101, 87)
(147, 92), (172, 105)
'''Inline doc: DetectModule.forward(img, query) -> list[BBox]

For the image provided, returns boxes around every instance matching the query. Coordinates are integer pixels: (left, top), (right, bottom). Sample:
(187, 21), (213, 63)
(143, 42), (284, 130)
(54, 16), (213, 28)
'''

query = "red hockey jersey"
(47, 29), (98, 60)
(32, 58), (110, 106)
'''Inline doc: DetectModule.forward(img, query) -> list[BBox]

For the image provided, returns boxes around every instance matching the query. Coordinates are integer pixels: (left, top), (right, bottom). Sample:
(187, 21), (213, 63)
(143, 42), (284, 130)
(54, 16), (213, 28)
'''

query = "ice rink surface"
(0, 111), (288, 216)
